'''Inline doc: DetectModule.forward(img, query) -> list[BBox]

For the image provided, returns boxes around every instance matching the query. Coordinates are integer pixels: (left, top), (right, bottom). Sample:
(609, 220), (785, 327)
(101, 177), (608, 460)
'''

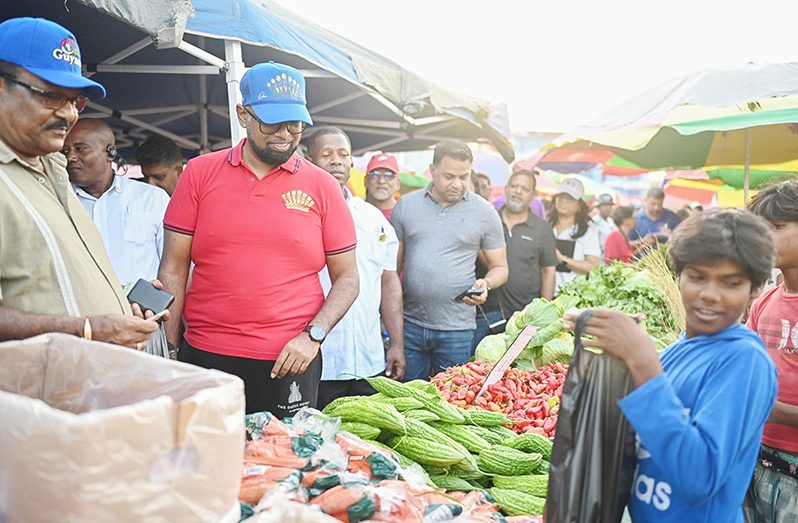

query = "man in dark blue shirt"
(629, 187), (681, 242)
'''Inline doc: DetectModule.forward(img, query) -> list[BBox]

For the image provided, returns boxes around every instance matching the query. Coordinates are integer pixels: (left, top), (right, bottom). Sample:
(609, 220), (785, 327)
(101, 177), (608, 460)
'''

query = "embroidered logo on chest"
(282, 190), (315, 212)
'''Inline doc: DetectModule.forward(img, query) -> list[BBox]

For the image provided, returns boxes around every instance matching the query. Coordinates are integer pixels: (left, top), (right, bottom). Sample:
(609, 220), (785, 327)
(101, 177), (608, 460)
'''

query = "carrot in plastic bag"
(239, 466), (300, 504)
(370, 481), (427, 522)
(335, 433), (376, 459)
(310, 483), (377, 522)
(245, 411), (290, 439)
(244, 437), (307, 469)
(458, 490), (502, 522)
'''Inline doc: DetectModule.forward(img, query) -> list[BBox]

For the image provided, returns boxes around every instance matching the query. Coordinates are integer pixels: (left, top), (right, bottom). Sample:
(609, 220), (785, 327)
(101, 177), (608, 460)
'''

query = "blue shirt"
(75, 175), (170, 283)
(629, 209), (681, 241)
(619, 324), (777, 523)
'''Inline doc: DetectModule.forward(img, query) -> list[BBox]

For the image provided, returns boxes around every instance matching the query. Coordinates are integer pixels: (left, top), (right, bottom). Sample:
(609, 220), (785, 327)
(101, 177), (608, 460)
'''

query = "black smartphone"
(454, 287), (485, 302)
(126, 279), (175, 314)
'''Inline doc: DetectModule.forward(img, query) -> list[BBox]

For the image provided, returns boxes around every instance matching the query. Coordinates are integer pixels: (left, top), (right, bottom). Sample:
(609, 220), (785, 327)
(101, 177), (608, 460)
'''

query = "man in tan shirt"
(0, 17), (157, 348)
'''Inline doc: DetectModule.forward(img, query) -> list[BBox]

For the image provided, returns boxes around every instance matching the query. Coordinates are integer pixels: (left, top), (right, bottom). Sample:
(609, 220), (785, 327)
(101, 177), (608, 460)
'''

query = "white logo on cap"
(266, 73), (301, 100)
(51, 37), (81, 67)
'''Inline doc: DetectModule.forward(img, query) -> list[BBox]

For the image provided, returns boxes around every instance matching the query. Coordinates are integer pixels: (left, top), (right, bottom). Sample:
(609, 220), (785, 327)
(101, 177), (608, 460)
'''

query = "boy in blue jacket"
(566, 208), (778, 522)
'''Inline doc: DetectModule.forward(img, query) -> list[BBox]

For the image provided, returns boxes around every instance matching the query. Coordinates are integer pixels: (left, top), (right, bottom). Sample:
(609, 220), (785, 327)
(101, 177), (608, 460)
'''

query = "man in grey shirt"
(392, 140), (508, 381)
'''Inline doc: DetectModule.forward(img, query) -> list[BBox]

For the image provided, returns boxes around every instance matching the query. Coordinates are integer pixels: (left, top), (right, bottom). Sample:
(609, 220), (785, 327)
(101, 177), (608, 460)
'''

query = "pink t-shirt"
(604, 228), (633, 263)
(747, 283), (798, 452)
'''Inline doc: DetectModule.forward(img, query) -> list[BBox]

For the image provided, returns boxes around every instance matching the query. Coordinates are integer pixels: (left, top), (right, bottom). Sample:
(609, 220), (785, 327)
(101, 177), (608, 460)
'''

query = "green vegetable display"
(475, 262), (680, 370)
(557, 263), (680, 347)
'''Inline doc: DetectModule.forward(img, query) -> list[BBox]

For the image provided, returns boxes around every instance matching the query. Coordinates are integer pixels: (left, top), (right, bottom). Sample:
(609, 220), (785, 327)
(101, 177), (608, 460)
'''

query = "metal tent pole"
(224, 40), (245, 146)
(744, 128), (751, 204)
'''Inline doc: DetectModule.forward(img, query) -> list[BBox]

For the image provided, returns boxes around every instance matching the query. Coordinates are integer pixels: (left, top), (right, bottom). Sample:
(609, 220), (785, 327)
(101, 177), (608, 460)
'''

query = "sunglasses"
(367, 171), (397, 181)
(242, 106), (305, 135)
(0, 73), (88, 113)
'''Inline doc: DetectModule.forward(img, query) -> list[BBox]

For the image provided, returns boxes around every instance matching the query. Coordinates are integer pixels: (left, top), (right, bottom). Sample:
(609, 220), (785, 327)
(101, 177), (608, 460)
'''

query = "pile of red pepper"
(431, 361), (568, 438)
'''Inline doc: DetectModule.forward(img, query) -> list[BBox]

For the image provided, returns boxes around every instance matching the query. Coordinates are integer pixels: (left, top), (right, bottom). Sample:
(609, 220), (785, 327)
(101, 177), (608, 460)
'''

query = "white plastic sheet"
(0, 333), (245, 522)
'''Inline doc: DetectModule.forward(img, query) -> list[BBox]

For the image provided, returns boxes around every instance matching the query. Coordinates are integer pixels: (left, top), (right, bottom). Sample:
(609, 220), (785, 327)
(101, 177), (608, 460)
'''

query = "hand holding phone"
(454, 286), (485, 302)
(126, 278), (175, 315)
(148, 309), (169, 323)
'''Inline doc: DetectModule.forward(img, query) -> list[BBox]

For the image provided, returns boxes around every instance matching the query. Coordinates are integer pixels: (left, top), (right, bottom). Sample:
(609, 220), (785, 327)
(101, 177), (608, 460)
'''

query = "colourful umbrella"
(517, 145), (648, 177)
(664, 177), (757, 209)
(553, 63), (798, 200)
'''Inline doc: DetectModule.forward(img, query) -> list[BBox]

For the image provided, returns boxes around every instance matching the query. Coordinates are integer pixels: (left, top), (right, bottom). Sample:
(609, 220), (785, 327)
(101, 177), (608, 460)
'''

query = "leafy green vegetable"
(553, 295), (581, 315)
(474, 262), (679, 368)
(521, 299), (560, 327)
(475, 334), (508, 366)
(557, 263), (679, 343)
(536, 332), (574, 366)
(504, 313), (523, 337)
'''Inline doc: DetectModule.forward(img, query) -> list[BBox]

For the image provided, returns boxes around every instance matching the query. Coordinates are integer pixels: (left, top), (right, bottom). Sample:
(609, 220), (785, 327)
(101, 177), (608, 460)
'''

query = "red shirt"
(747, 283), (798, 452)
(164, 140), (356, 360)
(604, 228), (633, 263)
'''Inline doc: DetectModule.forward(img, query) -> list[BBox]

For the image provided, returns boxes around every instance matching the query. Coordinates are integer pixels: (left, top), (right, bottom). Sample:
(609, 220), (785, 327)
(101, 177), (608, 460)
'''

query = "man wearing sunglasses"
(364, 153), (401, 221)
(0, 18), (159, 348)
(159, 62), (359, 417)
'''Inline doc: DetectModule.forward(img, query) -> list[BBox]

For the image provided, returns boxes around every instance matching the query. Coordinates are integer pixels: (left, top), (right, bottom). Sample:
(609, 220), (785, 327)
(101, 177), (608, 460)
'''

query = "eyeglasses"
(367, 171), (397, 181)
(0, 74), (88, 113)
(243, 106), (305, 135)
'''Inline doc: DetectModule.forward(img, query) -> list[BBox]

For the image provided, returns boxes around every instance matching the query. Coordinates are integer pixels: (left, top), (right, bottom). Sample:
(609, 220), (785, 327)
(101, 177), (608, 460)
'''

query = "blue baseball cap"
(240, 62), (312, 125)
(0, 17), (106, 99)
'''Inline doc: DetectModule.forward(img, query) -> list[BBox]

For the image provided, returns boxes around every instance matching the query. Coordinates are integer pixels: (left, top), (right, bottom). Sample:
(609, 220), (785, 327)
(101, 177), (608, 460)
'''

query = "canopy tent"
(550, 63), (798, 200)
(3, 0), (514, 161)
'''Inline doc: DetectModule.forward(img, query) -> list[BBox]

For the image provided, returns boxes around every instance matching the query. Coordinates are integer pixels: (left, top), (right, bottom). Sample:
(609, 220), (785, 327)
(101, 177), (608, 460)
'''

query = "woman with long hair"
(549, 178), (600, 293)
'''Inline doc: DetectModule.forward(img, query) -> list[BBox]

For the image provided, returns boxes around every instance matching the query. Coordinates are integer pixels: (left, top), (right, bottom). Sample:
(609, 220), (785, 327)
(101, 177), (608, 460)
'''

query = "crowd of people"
(0, 16), (796, 523)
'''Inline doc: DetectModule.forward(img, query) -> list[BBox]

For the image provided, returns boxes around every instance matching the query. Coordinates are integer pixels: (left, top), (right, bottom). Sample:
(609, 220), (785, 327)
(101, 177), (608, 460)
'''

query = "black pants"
(178, 339), (322, 418)
(316, 375), (379, 411)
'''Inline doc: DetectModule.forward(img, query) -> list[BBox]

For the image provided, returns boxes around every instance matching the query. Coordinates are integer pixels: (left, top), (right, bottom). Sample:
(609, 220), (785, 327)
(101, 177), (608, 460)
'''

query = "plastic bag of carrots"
(240, 408), (531, 523)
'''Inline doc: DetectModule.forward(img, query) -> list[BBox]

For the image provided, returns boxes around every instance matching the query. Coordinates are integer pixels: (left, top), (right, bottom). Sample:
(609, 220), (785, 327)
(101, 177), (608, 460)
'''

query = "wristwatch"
(304, 324), (327, 344)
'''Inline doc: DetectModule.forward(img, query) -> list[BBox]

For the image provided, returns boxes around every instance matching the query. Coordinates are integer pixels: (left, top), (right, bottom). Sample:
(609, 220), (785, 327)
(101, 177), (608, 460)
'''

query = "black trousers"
(178, 339), (322, 418)
(316, 375), (379, 411)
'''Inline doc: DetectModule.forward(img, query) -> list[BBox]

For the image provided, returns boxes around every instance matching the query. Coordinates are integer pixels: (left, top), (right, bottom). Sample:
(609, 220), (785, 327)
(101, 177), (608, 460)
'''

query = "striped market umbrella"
(552, 63), (798, 201)
(517, 145), (648, 177)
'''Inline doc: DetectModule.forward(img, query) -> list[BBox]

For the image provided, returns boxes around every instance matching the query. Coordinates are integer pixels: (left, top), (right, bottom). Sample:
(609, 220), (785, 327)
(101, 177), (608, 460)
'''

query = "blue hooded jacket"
(619, 324), (777, 523)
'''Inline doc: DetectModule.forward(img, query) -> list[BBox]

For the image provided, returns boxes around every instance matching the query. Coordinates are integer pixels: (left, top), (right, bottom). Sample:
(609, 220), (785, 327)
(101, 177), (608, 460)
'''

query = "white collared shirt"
(75, 175), (170, 284)
(319, 193), (399, 380)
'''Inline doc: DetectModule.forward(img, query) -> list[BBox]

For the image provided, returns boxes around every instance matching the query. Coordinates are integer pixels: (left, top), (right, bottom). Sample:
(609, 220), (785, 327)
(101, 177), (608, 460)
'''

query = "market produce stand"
(0, 257), (680, 522)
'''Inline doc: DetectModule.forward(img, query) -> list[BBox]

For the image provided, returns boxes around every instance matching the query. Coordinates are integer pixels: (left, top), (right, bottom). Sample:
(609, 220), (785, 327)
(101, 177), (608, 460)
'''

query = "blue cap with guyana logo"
(0, 17), (106, 99)
(240, 61), (312, 125)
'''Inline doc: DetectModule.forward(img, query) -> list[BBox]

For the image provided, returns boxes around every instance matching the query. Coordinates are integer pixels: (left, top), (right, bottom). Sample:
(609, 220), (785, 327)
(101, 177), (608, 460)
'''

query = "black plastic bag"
(545, 311), (637, 523)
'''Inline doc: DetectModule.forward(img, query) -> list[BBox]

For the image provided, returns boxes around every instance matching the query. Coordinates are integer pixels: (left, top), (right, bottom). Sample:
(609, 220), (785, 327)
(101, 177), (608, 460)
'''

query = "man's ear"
(235, 104), (248, 128)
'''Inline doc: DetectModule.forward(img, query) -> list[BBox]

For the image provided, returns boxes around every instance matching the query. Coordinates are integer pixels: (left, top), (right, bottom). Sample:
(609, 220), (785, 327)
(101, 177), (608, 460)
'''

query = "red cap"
(367, 153), (399, 174)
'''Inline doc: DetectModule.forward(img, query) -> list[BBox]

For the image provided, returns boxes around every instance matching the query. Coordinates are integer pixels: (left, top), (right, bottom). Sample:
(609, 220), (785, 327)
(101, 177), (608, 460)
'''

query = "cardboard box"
(0, 333), (245, 522)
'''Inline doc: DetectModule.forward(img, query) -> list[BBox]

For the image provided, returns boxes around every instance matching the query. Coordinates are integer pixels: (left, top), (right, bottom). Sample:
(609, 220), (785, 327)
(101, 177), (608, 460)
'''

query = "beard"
(248, 136), (297, 166)
(506, 198), (528, 214)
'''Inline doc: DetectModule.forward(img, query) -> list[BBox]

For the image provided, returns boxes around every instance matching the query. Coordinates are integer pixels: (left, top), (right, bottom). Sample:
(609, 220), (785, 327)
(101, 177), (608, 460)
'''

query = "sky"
(272, 0), (796, 133)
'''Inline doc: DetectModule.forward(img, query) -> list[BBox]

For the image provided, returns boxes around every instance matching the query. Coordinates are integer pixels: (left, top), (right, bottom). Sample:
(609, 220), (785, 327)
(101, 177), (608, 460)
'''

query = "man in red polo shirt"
(158, 62), (359, 417)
